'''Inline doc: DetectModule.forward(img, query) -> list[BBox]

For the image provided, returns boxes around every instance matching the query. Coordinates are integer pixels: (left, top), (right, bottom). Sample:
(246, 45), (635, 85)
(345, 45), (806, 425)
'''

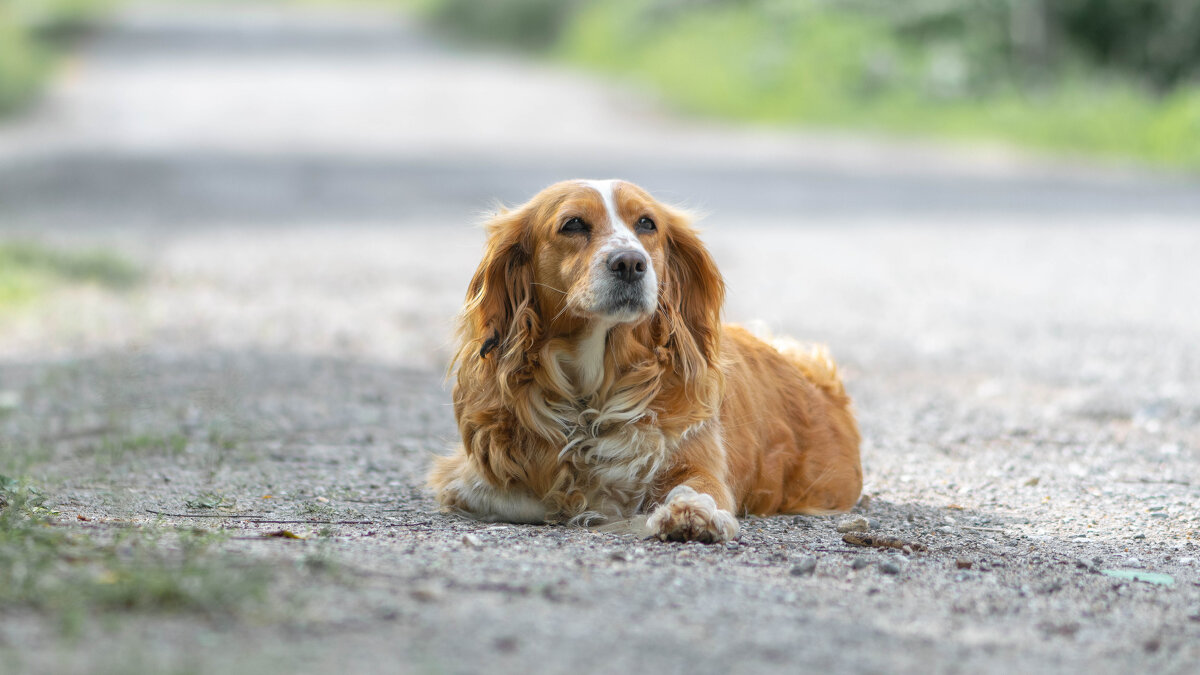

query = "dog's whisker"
(532, 282), (568, 295)
(551, 302), (572, 323)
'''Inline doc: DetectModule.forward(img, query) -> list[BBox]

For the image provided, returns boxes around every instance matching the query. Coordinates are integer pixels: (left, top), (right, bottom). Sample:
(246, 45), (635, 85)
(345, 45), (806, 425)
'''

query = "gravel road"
(1, 4), (1198, 674)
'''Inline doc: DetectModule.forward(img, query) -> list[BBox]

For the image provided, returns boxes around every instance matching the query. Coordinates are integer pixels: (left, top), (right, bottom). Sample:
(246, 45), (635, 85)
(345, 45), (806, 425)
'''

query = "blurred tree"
(428, 0), (582, 51)
(819, 0), (1200, 94)
(0, 0), (113, 115)
(1050, 0), (1200, 91)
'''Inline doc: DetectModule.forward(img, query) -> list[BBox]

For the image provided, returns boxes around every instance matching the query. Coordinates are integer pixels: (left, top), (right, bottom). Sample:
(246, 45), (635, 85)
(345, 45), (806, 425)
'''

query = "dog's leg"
(646, 483), (739, 543)
(646, 428), (739, 543)
(428, 448), (548, 524)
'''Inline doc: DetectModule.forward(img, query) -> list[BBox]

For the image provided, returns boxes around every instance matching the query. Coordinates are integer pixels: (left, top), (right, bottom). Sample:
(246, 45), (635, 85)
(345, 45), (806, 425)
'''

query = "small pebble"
(410, 584), (443, 602)
(851, 557), (872, 570)
(790, 557), (817, 576)
(1040, 621), (1080, 637)
(879, 561), (902, 575)
(494, 636), (519, 653)
(956, 558), (973, 569)
(462, 533), (483, 548)
(609, 551), (630, 562)
(836, 516), (870, 533)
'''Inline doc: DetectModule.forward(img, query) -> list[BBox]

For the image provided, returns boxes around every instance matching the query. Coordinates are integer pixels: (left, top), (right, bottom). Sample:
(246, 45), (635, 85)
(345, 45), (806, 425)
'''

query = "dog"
(429, 179), (862, 543)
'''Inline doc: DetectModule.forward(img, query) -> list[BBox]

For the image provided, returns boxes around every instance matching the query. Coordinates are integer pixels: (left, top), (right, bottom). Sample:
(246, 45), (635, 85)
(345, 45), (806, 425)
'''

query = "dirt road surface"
(1, 4), (1198, 674)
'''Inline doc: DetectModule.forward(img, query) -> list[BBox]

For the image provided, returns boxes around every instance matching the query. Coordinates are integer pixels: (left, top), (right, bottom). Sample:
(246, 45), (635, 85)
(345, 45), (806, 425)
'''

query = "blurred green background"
(0, 0), (115, 114)
(421, 0), (1200, 168)
(3, 0), (1199, 168)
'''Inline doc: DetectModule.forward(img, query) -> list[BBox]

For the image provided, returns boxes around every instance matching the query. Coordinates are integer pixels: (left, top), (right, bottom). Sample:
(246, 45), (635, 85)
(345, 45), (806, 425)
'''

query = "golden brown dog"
(429, 179), (861, 542)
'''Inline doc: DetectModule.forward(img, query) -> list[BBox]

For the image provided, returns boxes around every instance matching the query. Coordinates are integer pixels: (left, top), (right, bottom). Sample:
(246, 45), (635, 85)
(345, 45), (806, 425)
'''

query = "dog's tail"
(768, 336), (848, 403)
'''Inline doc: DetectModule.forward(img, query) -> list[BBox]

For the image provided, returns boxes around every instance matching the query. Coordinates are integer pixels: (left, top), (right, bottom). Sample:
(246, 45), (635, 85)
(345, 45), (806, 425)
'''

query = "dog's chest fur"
(540, 330), (672, 522)
(549, 394), (669, 522)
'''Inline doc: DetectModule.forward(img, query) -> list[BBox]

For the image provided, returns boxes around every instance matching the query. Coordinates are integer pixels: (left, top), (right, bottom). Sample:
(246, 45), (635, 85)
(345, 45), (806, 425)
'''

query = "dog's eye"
(636, 217), (656, 233)
(560, 217), (588, 234)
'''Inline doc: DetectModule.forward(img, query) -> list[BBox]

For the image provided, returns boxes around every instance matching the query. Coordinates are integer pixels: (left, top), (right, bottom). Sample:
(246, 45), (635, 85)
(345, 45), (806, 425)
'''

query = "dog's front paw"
(646, 485), (739, 544)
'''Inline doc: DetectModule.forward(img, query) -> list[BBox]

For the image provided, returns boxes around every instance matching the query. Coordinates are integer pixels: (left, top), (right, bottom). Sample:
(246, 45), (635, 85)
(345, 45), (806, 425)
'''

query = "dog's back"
(718, 325), (862, 516)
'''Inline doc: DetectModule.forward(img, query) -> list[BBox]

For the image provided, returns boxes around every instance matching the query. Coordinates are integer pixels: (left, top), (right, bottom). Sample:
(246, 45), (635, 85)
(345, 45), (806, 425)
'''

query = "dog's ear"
(460, 208), (537, 365)
(658, 208), (725, 376)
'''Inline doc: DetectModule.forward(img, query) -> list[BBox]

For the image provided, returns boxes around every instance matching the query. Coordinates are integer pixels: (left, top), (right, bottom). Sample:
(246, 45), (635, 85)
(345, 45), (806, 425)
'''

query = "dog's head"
(458, 179), (724, 375)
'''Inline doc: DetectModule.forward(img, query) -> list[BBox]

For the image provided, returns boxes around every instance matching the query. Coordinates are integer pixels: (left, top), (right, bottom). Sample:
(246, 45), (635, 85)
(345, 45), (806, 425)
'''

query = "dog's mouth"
(575, 257), (659, 323)
(596, 284), (654, 321)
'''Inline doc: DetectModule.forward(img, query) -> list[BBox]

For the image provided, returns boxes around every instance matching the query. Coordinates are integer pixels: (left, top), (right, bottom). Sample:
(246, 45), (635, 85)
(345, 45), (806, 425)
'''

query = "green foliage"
(0, 0), (114, 115)
(425, 0), (581, 51)
(418, 0), (1200, 167)
(0, 5), (48, 115)
(0, 241), (142, 311)
(563, 4), (898, 124)
(1050, 0), (1200, 90)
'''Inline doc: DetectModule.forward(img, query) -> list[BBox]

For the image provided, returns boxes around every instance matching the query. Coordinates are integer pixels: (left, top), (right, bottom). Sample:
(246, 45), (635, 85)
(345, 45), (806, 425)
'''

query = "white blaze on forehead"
(574, 178), (659, 326)
(581, 179), (648, 255)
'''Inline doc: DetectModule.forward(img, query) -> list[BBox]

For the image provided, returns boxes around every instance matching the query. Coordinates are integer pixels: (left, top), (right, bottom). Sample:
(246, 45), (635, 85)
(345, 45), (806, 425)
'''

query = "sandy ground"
(1, 4), (1198, 674)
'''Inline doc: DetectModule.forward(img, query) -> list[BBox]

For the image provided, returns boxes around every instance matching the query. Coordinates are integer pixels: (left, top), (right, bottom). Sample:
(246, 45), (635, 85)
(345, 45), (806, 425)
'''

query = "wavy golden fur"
(429, 179), (861, 542)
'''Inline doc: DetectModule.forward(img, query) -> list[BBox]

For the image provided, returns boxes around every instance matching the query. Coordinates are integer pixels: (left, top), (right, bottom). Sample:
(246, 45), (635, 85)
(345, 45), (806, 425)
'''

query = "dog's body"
(429, 180), (861, 542)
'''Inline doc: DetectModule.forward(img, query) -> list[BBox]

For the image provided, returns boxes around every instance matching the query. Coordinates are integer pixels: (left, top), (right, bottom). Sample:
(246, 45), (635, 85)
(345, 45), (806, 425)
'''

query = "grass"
(95, 433), (189, 464)
(0, 476), (274, 633)
(7, 0), (1198, 167)
(0, 0), (116, 116)
(0, 5), (47, 114)
(184, 491), (234, 510)
(557, 2), (1200, 169)
(0, 241), (142, 312)
(414, 0), (1200, 169)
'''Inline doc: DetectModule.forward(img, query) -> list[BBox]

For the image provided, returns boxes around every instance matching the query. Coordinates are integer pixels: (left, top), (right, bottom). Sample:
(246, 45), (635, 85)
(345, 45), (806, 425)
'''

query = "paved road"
(1, 4), (1198, 675)
(2, 4), (1199, 233)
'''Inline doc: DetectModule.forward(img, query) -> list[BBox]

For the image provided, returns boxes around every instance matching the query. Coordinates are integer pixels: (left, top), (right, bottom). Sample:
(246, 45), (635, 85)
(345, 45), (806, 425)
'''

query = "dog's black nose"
(607, 250), (647, 283)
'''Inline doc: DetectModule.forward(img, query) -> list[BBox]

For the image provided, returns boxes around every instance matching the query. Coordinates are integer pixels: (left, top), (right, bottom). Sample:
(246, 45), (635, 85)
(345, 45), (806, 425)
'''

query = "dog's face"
(460, 179), (724, 371)
(532, 179), (666, 325)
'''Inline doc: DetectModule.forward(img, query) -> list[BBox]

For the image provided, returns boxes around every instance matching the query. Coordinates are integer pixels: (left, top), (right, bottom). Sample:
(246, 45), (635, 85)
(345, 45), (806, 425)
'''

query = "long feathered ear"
(459, 208), (536, 366)
(451, 207), (539, 491)
(659, 209), (725, 372)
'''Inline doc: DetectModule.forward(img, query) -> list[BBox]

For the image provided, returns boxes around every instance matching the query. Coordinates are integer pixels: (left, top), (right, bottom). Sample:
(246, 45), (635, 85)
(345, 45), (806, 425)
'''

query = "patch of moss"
(0, 477), (274, 633)
(0, 241), (142, 312)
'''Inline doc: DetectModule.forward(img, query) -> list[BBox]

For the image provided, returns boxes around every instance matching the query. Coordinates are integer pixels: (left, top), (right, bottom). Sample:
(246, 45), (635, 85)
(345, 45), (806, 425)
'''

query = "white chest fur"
(541, 325), (671, 523)
(563, 403), (669, 520)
